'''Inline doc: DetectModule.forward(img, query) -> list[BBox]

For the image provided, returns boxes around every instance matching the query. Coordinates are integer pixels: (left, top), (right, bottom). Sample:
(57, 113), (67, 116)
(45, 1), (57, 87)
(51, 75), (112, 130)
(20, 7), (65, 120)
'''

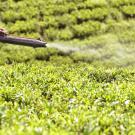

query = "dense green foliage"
(0, 61), (135, 134)
(0, 0), (135, 41)
(0, 1), (135, 134)
(0, 0), (135, 66)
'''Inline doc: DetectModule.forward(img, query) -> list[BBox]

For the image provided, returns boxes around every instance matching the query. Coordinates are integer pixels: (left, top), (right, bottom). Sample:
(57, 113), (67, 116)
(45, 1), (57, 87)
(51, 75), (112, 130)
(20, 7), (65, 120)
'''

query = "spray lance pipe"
(0, 29), (46, 48)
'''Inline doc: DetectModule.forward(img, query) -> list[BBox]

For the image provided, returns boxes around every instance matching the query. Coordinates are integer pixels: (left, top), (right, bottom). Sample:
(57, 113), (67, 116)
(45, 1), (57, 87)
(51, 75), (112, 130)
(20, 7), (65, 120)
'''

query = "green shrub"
(109, 8), (123, 21)
(118, 30), (135, 43)
(0, 51), (9, 65)
(50, 55), (73, 64)
(0, 45), (36, 63)
(72, 8), (108, 22)
(50, 5), (70, 15)
(121, 5), (135, 17)
(35, 48), (59, 60)
(56, 14), (77, 27)
(44, 16), (58, 28)
(8, 19), (37, 33)
(84, 0), (107, 8)
(70, 51), (101, 63)
(1, 10), (21, 22)
(82, 34), (118, 48)
(110, 0), (135, 7)
(71, 21), (101, 38)
(106, 20), (135, 33)
(57, 28), (73, 40)
(45, 28), (60, 41)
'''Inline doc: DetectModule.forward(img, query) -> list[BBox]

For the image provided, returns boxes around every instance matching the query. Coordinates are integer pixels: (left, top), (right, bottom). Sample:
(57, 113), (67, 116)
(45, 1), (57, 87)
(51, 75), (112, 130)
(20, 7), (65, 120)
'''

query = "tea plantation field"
(0, 0), (135, 65)
(0, 61), (135, 134)
(1, 0), (135, 41)
(0, 0), (135, 134)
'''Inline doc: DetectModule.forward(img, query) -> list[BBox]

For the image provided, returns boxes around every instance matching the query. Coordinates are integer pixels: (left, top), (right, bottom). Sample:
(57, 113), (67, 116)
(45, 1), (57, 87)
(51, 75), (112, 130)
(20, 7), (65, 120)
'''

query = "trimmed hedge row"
(110, 0), (135, 7)
(0, 0), (135, 41)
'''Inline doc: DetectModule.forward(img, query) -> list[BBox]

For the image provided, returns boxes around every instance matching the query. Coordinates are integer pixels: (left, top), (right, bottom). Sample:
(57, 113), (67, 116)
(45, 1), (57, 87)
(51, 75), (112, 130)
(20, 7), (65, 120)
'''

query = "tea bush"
(121, 5), (135, 17)
(0, 0), (135, 41)
(0, 61), (134, 134)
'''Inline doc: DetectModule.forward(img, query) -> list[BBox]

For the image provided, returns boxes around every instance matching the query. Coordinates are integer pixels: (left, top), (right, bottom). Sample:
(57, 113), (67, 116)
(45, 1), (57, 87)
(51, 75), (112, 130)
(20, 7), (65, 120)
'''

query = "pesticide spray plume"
(47, 43), (80, 53)
(47, 39), (135, 67)
(0, 31), (134, 67)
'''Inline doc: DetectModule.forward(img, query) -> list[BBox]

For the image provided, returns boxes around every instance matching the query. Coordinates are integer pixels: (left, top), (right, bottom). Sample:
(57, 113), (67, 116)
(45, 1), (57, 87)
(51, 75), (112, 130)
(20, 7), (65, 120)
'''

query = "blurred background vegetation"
(0, 0), (135, 67)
